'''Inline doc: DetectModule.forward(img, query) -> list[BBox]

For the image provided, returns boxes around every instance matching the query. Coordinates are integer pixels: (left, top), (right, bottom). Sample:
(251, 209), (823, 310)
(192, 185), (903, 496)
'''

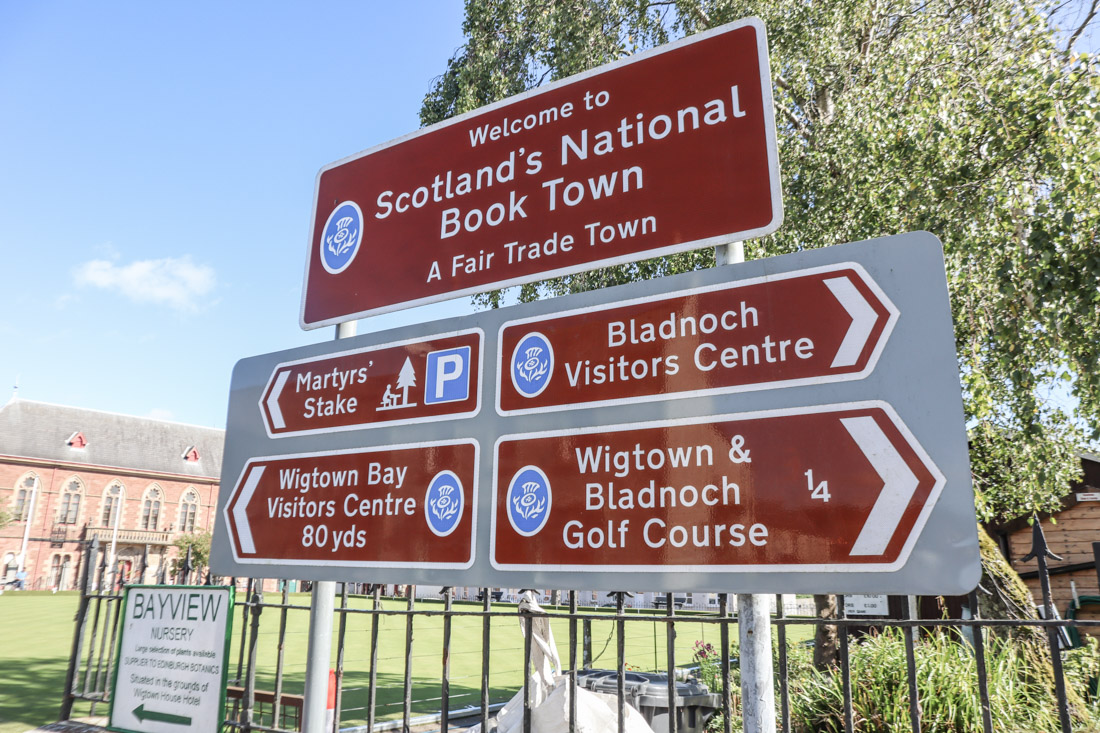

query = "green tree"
(424, 0), (1099, 693)
(422, 0), (1100, 525)
(172, 530), (212, 574)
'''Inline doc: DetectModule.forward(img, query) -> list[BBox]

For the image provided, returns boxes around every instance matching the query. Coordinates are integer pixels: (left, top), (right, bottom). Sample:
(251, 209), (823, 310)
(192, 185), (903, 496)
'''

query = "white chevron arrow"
(232, 466), (264, 555)
(266, 371), (290, 430)
(842, 416), (919, 556)
(824, 276), (879, 368)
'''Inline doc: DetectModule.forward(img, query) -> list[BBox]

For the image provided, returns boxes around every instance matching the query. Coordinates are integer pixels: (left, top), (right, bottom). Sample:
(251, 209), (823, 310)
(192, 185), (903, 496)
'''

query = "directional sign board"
(109, 585), (233, 733)
(492, 403), (940, 571)
(300, 17), (781, 327)
(223, 440), (477, 569)
(260, 329), (481, 437)
(497, 264), (896, 414)
(214, 232), (980, 594)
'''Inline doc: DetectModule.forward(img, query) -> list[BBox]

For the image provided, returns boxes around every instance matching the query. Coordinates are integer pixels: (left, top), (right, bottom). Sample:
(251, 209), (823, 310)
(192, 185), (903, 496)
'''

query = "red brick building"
(0, 397), (224, 590)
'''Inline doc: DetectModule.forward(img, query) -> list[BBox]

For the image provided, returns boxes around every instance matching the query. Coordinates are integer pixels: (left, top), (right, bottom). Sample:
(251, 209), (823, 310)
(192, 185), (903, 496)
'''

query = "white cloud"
(147, 408), (174, 421)
(74, 256), (216, 312)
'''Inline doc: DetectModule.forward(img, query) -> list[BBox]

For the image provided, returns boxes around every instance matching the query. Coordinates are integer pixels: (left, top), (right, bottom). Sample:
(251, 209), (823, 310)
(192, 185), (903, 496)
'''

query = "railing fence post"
(243, 588), (262, 732)
(334, 583), (349, 733)
(402, 586), (416, 732)
(60, 538), (99, 720)
(441, 586), (453, 733)
(837, 595), (853, 733)
(968, 589), (993, 733)
(1022, 520), (1072, 733)
(903, 594), (921, 733)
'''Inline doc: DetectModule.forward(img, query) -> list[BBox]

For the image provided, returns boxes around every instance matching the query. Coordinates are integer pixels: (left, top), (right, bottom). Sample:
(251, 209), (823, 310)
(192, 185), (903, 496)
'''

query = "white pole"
(715, 241), (744, 267)
(717, 241), (776, 733)
(16, 476), (40, 574)
(302, 319), (357, 733)
(738, 594), (776, 732)
(107, 486), (123, 591)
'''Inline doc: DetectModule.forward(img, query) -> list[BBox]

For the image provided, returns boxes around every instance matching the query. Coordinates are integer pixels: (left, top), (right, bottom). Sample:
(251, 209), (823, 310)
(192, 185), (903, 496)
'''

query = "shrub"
(790, 628), (1076, 732)
(692, 628), (1100, 732)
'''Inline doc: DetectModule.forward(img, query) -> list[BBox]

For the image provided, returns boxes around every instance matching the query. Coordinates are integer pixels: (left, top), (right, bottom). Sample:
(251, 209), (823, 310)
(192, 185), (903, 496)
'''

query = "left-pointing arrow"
(266, 371), (289, 429)
(232, 466), (264, 554)
(132, 704), (192, 726)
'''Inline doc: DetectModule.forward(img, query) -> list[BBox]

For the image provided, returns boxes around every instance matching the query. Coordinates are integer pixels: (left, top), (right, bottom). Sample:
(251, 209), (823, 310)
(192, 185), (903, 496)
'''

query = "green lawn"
(0, 591), (813, 732)
(0, 591), (84, 733)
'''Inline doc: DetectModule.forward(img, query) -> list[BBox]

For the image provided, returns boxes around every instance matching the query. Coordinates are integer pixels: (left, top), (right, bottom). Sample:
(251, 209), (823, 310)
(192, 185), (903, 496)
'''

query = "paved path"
(24, 721), (108, 733)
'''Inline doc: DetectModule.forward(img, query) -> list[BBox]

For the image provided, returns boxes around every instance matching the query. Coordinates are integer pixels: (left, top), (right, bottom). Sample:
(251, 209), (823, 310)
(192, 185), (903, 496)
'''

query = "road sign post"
(215, 15), (984, 733)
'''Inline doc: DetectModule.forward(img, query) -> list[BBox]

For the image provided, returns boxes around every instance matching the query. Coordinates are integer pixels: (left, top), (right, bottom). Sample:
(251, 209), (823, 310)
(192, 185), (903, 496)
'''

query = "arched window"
(101, 482), (124, 527)
(2, 553), (16, 583)
(11, 474), (38, 522)
(53, 554), (72, 590)
(58, 477), (83, 524)
(141, 485), (162, 530)
(179, 488), (199, 533)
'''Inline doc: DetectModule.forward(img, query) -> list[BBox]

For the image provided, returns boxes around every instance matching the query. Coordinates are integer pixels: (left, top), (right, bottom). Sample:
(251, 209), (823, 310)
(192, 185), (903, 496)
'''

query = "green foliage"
(423, 0), (1100, 519)
(788, 628), (1095, 732)
(689, 629), (1093, 731)
(692, 638), (736, 733)
(1064, 636), (1100, 720)
(171, 530), (211, 570)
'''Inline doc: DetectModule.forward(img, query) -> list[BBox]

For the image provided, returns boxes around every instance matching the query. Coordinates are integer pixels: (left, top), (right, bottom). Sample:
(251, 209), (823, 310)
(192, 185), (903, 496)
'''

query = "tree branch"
(680, 0), (710, 29)
(1066, 0), (1098, 54)
(774, 100), (812, 142)
(774, 74), (811, 120)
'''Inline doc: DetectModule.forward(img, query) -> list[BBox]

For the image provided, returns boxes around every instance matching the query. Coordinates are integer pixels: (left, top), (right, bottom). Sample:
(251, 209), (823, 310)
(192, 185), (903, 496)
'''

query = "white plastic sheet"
(470, 591), (655, 733)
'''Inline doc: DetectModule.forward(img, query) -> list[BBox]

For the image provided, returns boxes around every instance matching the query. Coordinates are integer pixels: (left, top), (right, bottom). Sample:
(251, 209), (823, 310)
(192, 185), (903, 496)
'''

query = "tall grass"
(693, 629), (1100, 732)
(790, 628), (1100, 732)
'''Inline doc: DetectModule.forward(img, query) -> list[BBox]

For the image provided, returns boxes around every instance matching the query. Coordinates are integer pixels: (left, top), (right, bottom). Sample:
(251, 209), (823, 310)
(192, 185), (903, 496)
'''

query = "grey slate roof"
(0, 397), (223, 479)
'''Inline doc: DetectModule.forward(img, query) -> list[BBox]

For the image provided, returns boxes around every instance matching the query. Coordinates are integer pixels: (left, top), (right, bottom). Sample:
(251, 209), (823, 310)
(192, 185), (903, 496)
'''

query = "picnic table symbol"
(377, 357), (418, 411)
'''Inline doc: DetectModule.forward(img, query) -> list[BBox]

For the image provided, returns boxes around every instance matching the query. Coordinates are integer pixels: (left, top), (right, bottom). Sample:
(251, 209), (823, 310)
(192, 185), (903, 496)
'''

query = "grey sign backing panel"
(211, 231), (980, 595)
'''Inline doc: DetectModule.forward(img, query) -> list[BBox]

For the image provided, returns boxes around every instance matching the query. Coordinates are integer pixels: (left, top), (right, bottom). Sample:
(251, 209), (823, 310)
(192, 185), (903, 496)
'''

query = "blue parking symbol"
(424, 346), (471, 405)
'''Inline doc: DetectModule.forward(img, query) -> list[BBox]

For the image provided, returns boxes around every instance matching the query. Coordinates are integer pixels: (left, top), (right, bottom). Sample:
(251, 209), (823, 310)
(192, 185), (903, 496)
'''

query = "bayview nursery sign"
(109, 586), (233, 733)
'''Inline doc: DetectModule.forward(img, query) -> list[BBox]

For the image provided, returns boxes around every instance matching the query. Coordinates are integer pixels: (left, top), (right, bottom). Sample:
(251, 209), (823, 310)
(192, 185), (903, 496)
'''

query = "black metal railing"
(59, 523), (1100, 733)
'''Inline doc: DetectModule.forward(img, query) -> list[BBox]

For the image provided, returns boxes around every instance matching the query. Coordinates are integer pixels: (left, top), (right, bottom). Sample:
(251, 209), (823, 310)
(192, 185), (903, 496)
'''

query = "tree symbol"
(397, 357), (416, 404)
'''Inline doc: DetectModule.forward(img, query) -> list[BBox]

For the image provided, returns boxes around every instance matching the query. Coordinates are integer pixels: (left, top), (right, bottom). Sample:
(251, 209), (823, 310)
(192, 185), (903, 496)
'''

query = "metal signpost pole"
(717, 241), (775, 733)
(302, 320), (357, 733)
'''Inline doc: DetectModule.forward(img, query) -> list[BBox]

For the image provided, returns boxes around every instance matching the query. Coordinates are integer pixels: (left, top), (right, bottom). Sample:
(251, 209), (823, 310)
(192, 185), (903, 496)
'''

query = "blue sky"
(0, 3), (472, 428)
(1, 4), (1094, 431)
